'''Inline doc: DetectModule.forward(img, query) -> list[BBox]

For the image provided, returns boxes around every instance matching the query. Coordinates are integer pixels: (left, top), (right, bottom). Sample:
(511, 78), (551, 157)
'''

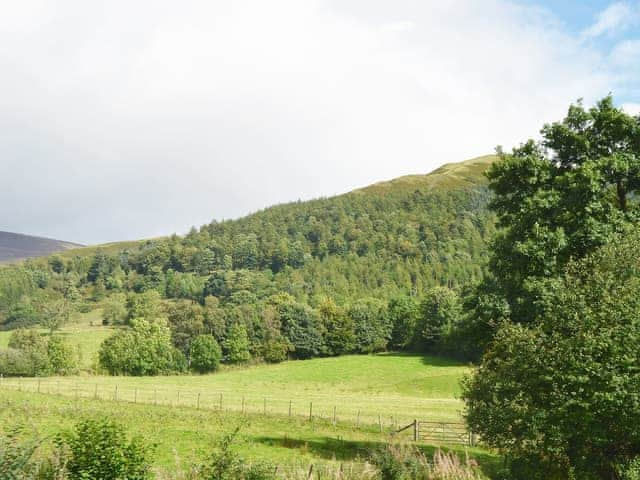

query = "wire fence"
(0, 375), (463, 434)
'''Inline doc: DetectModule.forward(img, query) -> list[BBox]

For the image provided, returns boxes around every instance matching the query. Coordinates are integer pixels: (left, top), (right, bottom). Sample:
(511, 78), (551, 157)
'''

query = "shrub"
(190, 335), (222, 373)
(47, 336), (77, 375)
(618, 457), (640, 480)
(99, 317), (182, 375)
(7, 329), (50, 376)
(102, 293), (128, 325)
(57, 417), (154, 480)
(370, 445), (482, 480)
(0, 426), (40, 479)
(199, 426), (276, 480)
(0, 348), (34, 377)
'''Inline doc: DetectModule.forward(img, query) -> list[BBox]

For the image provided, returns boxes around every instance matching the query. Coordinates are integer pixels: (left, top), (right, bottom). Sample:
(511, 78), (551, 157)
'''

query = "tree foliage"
(189, 334), (222, 373)
(485, 97), (640, 325)
(463, 98), (640, 479)
(464, 228), (640, 479)
(98, 318), (183, 375)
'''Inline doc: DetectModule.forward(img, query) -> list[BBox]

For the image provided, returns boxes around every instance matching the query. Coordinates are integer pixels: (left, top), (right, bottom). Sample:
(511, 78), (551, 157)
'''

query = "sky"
(1, 1), (639, 245)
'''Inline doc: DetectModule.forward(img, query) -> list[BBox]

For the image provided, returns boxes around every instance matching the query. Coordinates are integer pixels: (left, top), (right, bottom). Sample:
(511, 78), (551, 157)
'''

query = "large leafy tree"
(486, 96), (640, 324)
(463, 227), (640, 479)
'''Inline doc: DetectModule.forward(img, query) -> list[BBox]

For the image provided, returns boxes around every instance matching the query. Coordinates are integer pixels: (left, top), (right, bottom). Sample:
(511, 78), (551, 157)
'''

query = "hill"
(0, 155), (496, 357)
(0, 231), (82, 263)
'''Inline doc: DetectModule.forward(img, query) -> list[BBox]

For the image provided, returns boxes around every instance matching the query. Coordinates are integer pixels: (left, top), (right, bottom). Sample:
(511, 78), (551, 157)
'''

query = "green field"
(0, 353), (468, 426)
(0, 388), (498, 478)
(1, 311), (469, 425)
(0, 309), (114, 370)
(0, 314), (492, 476)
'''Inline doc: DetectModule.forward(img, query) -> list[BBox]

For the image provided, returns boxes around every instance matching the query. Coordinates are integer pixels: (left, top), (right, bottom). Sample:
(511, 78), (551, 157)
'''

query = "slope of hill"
(0, 231), (82, 263)
(1, 155), (496, 355)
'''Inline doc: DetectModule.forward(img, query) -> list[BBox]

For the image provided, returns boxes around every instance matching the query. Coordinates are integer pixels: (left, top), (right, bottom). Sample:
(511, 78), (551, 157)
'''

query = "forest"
(0, 155), (495, 375)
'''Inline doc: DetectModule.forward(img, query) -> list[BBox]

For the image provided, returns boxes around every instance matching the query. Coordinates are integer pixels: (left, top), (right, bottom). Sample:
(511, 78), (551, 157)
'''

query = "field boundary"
(0, 375), (462, 432)
(394, 419), (475, 446)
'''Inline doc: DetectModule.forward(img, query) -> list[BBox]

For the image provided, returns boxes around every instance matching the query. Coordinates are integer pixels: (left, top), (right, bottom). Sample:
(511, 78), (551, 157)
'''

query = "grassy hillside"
(0, 231), (82, 263)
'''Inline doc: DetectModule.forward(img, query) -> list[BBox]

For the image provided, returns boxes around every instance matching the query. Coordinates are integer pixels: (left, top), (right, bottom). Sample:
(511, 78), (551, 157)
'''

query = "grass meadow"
(0, 308), (113, 369)
(0, 353), (468, 426)
(0, 310), (496, 476)
(0, 388), (498, 478)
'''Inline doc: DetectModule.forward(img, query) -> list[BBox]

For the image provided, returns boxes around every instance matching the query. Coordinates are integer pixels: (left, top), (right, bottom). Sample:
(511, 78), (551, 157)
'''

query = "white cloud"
(610, 39), (640, 67)
(622, 103), (640, 115)
(0, 0), (625, 243)
(582, 2), (639, 39)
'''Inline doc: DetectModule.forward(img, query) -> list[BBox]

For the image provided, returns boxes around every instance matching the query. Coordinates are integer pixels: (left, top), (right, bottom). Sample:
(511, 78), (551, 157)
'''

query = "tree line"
(0, 157), (493, 374)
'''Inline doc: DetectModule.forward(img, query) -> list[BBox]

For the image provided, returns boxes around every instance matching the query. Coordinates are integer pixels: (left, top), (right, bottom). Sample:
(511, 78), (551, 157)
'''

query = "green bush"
(0, 426), (40, 479)
(47, 336), (77, 375)
(1, 331), (77, 377)
(7, 329), (50, 375)
(102, 293), (128, 325)
(190, 334), (222, 373)
(618, 457), (640, 480)
(199, 426), (276, 480)
(99, 317), (182, 375)
(57, 417), (154, 480)
(0, 348), (34, 377)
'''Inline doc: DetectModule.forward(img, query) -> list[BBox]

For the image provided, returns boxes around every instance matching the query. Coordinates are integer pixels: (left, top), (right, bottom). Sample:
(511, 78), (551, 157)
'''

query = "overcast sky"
(1, 0), (639, 244)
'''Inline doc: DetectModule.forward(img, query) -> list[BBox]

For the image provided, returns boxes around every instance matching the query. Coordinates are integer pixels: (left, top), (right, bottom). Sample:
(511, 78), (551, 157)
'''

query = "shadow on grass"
(254, 435), (501, 477)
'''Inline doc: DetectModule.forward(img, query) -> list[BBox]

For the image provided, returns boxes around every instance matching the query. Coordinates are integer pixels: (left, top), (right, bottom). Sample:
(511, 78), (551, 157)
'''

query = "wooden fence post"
(114, 385), (118, 401)
(333, 406), (337, 425)
(356, 410), (360, 429)
(309, 402), (313, 421)
(379, 414), (383, 433)
(219, 393), (223, 411)
(288, 400), (292, 418)
(197, 393), (201, 410)
(413, 419), (418, 442)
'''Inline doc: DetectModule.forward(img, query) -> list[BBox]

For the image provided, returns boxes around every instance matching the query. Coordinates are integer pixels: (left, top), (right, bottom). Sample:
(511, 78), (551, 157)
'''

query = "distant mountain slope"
(0, 231), (82, 263)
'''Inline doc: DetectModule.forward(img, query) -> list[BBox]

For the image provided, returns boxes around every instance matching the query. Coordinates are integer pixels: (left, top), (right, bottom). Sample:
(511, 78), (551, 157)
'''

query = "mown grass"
(0, 389), (500, 478)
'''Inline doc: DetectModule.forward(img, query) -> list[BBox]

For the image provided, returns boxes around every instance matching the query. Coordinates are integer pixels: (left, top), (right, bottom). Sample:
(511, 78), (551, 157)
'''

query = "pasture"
(0, 312), (494, 476)
(0, 387), (498, 478)
(0, 353), (468, 426)
(0, 309), (113, 370)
